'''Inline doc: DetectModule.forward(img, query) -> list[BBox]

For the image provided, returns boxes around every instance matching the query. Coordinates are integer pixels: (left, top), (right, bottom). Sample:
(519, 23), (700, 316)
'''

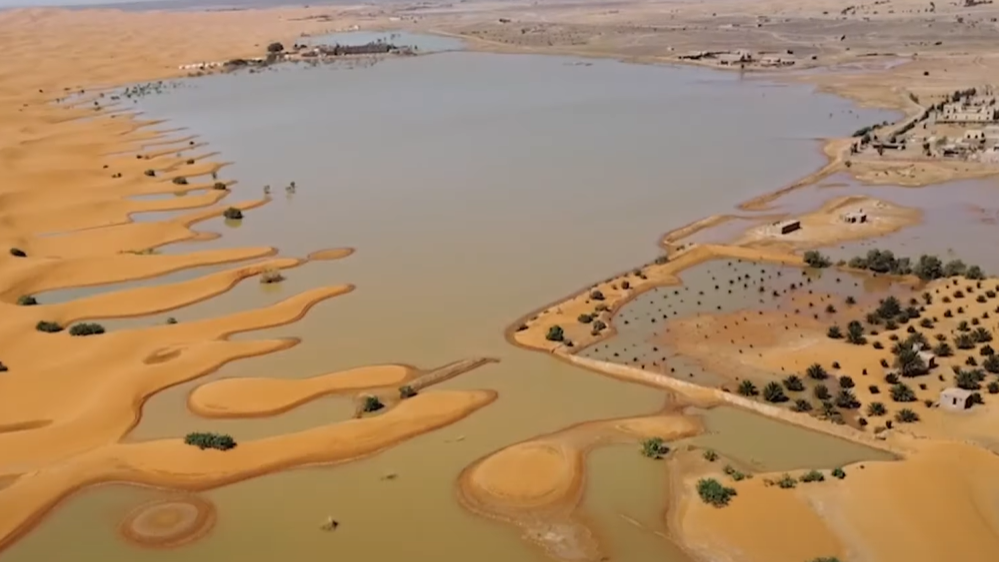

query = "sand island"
(2, 1), (999, 562)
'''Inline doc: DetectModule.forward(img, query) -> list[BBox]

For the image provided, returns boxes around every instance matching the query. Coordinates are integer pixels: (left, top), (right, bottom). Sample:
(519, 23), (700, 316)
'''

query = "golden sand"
(0, 6), (498, 553)
(189, 364), (414, 418)
(458, 413), (702, 558)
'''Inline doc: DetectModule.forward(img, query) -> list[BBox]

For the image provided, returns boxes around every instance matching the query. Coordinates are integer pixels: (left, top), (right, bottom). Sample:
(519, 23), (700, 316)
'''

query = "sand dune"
(189, 364), (416, 418)
(458, 413), (702, 560)
(0, 389), (496, 552)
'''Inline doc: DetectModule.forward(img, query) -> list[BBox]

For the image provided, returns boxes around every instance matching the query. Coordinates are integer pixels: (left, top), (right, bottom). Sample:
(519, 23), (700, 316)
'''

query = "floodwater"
(9, 44), (900, 562)
(580, 259), (897, 385)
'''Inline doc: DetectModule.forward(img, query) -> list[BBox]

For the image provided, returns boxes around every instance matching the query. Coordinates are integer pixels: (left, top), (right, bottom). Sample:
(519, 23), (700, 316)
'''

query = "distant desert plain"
(3, 0), (999, 561)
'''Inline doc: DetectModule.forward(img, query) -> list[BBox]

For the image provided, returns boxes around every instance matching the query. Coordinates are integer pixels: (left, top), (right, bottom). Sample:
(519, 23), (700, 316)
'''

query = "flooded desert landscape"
(4, 1), (999, 562)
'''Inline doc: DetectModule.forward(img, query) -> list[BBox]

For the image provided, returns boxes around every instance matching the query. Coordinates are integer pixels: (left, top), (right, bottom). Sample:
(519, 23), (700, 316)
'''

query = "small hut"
(940, 387), (973, 411)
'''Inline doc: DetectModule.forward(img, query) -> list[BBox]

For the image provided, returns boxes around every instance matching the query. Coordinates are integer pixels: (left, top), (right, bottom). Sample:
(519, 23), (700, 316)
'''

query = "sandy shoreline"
(3, 1), (999, 560)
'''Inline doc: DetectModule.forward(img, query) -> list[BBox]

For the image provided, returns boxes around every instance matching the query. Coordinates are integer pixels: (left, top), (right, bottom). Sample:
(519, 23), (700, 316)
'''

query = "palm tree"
(877, 296), (902, 319)
(838, 375), (855, 388)
(866, 401), (887, 416)
(835, 389), (860, 409)
(791, 399), (812, 412)
(972, 327), (993, 343)
(737, 380), (758, 397)
(814, 383), (831, 400)
(955, 333), (976, 350)
(782, 375), (805, 392)
(984, 354), (999, 374)
(763, 381), (788, 403)
(890, 383), (917, 402)
(827, 325), (843, 339)
(955, 369), (982, 390)
(806, 363), (828, 380)
(894, 348), (927, 377)
(933, 342), (954, 357)
(846, 320), (866, 344)
(895, 408), (920, 423)
(906, 331), (929, 349)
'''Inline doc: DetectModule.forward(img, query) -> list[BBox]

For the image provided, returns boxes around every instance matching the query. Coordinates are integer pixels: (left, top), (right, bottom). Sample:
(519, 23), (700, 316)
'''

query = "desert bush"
(172, 176), (188, 185)
(813, 384), (831, 401)
(827, 325), (842, 339)
(143, 169), (156, 177)
(776, 474), (797, 489)
(223, 207), (243, 220)
(17, 295), (37, 306)
(577, 313), (593, 324)
(806, 363), (828, 380)
(9, 248), (26, 257)
(641, 437), (669, 459)
(703, 449), (719, 462)
(399, 385), (417, 399)
(799, 470), (825, 483)
(362, 395), (384, 413)
(890, 383), (916, 402)
(213, 181), (227, 190)
(831, 467), (846, 479)
(838, 375), (855, 389)
(35, 321), (63, 333)
(590, 290), (605, 301)
(184, 432), (237, 450)
(803, 250), (831, 268)
(895, 408), (920, 423)
(69, 323), (105, 336)
(546, 325), (564, 342)
(696, 478), (737, 507)
(260, 268), (284, 284)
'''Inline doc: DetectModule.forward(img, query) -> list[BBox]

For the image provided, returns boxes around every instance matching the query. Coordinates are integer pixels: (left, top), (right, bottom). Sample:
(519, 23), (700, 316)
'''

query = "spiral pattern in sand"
(118, 496), (217, 549)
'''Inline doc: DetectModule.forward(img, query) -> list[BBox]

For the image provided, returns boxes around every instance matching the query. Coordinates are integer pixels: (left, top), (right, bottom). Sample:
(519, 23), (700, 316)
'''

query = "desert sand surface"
(458, 411), (702, 560)
(0, 4), (502, 554)
(4, 0), (999, 561)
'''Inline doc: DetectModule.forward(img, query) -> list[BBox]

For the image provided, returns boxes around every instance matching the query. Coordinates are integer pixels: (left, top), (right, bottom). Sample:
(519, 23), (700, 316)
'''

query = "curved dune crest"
(307, 247), (355, 261)
(0, 390), (497, 552)
(188, 364), (414, 418)
(466, 441), (581, 510)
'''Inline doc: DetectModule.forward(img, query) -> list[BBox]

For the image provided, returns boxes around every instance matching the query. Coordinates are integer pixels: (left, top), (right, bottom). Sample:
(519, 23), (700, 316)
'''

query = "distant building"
(843, 211), (868, 224)
(774, 219), (801, 235)
(965, 129), (986, 142)
(940, 387), (973, 411)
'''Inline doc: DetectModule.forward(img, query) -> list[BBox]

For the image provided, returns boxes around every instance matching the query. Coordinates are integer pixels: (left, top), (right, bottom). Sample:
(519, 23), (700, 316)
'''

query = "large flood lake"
(14, 44), (899, 562)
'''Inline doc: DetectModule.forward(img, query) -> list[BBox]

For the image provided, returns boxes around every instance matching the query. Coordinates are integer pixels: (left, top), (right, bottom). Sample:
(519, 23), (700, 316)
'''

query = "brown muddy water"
(11, 45), (900, 562)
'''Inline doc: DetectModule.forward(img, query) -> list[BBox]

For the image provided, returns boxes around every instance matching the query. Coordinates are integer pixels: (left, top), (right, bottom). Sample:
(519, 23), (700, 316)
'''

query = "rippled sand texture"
(0, 7), (497, 553)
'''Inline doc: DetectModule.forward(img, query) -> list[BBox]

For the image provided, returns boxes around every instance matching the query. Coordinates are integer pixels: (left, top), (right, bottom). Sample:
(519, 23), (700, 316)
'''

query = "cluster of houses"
(853, 86), (999, 163)
(678, 49), (797, 68)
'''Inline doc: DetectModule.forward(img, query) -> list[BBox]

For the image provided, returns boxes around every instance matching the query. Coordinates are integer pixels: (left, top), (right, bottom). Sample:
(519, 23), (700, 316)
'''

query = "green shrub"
(803, 250), (831, 268)
(776, 473), (797, 489)
(184, 432), (237, 451)
(831, 467), (846, 479)
(166, 317), (178, 324)
(546, 325), (564, 342)
(703, 449), (719, 462)
(737, 380), (758, 397)
(696, 478), (737, 507)
(223, 207), (243, 220)
(577, 313), (593, 324)
(69, 323), (105, 336)
(799, 469), (825, 483)
(895, 408), (920, 423)
(640, 437), (669, 459)
(827, 325), (842, 339)
(866, 402), (887, 416)
(399, 385), (417, 399)
(17, 295), (37, 306)
(362, 395), (384, 413)
(592, 320), (607, 332)
(36, 321), (63, 333)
